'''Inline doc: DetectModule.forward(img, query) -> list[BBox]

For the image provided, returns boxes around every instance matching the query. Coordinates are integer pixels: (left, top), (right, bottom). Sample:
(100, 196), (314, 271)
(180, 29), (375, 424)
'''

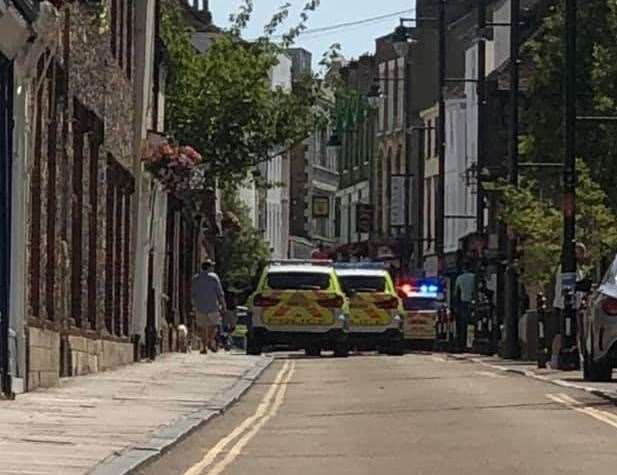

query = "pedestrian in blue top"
(191, 260), (227, 354)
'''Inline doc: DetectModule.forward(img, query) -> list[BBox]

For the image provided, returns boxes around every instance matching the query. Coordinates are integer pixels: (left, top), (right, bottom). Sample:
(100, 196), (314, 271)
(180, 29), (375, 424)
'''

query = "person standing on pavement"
(454, 263), (476, 352)
(551, 242), (587, 362)
(191, 260), (227, 354)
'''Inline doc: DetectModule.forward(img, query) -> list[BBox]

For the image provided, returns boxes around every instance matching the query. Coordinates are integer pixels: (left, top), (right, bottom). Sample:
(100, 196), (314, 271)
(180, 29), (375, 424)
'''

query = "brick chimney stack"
(186, 0), (209, 13)
(186, 0), (212, 24)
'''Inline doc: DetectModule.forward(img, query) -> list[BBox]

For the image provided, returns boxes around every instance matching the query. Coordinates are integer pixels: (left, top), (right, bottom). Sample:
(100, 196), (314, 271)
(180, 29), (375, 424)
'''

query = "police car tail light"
(375, 297), (399, 310)
(253, 294), (280, 307)
(317, 294), (344, 308)
(601, 297), (617, 316)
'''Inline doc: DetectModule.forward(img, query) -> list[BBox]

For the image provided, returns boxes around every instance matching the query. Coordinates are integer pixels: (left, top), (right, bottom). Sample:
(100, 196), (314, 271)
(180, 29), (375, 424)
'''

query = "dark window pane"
(403, 297), (441, 311)
(339, 276), (386, 294)
(267, 273), (331, 290)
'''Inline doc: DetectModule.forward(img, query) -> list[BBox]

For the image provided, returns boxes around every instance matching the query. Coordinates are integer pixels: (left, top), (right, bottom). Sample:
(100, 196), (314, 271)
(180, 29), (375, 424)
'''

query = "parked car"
(579, 255), (617, 381)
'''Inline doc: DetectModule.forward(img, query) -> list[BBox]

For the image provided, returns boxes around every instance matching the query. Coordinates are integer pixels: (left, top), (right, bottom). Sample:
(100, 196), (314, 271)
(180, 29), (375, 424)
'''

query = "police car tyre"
(333, 342), (350, 358)
(305, 345), (321, 357)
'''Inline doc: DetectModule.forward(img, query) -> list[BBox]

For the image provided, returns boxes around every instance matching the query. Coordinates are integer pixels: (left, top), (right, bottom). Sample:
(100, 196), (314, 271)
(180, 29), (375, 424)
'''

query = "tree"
(501, 159), (617, 290)
(160, 0), (326, 185)
(522, 1), (617, 207)
(218, 188), (271, 292)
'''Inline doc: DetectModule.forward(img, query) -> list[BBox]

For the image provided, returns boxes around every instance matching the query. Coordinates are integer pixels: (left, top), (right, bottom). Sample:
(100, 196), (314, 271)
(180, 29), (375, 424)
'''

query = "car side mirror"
(575, 278), (593, 292)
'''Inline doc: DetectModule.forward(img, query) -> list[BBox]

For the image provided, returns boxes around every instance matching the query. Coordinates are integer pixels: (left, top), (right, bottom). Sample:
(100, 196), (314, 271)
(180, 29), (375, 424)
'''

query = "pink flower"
(182, 145), (203, 163)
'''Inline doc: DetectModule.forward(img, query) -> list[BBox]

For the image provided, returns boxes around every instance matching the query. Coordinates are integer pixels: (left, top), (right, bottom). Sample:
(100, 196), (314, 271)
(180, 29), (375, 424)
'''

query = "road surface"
(139, 353), (617, 475)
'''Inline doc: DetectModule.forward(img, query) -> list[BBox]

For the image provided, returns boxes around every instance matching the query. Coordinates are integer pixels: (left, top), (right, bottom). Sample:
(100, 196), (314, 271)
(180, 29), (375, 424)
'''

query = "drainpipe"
(0, 55), (14, 398)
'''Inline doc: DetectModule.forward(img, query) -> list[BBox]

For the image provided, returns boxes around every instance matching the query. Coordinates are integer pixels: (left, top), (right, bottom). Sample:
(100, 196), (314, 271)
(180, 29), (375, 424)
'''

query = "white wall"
(493, 0), (511, 73)
(444, 98), (476, 254)
(264, 54), (293, 258)
(337, 181), (370, 245)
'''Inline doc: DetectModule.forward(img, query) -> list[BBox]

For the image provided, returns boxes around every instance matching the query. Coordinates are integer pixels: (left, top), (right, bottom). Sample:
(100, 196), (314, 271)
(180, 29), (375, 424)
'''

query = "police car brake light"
(375, 297), (399, 309)
(318, 294), (344, 308)
(253, 294), (279, 307)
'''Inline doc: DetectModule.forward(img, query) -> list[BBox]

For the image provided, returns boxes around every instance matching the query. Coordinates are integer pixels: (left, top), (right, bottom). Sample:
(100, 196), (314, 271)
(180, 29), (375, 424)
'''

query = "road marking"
(547, 393), (617, 430)
(207, 361), (296, 475)
(183, 361), (293, 475)
(474, 370), (505, 378)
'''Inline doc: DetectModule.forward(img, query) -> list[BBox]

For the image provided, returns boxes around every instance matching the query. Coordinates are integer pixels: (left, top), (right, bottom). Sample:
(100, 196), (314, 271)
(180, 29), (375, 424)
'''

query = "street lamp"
(366, 83), (382, 109)
(392, 24), (413, 57)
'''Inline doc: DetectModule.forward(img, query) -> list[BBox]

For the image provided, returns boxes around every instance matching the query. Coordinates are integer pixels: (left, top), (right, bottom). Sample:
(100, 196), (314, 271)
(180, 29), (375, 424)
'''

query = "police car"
(246, 260), (350, 357)
(398, 278), (448, 349)
(335, 263), (404, 355)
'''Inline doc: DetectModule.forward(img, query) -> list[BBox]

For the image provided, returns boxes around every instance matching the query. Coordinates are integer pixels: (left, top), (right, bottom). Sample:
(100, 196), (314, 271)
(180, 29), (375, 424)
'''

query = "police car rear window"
(339, 276), (386, 294)
(403, 297), (441, 311)
(267, 272), (331, 290)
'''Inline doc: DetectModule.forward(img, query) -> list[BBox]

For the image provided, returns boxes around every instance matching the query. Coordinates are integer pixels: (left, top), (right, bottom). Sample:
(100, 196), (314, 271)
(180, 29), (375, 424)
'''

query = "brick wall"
(23, 2), (139, 389)
(27, 327), (60, 390)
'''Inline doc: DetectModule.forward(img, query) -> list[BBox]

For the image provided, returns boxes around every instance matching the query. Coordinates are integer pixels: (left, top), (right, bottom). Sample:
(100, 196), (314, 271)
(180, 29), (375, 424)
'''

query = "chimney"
(186, 0), (212, 24)
(187, 0), (209, 13)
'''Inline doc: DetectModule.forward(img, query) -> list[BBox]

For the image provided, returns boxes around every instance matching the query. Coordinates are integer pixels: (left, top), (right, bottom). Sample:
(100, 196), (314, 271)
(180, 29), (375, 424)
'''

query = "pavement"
(449, 353), (617, 402)
(138, 352), (617, 475)
(0, 351), (272, 475)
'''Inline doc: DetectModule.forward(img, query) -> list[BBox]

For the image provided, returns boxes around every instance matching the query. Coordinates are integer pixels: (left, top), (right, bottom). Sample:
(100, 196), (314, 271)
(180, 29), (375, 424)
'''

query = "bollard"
(536, 292), (548, 368)
(434, 306), (450, 352)
(471, 288), (496, 356)
(556, 288), (580, 370)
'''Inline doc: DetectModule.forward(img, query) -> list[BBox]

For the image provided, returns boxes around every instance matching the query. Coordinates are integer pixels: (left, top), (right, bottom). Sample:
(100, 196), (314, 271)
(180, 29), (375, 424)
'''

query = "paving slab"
(0, 351), (272, 475)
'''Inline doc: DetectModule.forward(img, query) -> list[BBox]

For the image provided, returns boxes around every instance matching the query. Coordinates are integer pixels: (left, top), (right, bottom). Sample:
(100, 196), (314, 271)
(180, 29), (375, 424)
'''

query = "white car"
(580, 255), (617, 381)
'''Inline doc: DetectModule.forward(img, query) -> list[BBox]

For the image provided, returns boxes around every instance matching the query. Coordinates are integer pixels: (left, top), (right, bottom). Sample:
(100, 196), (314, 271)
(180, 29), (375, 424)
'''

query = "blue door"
(0, 53), (13, 397)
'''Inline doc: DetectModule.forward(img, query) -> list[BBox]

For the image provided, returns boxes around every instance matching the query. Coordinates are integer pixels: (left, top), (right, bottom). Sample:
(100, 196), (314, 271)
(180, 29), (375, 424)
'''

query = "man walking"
(191, 260), (227, 354)
(454, 263), (476, 352)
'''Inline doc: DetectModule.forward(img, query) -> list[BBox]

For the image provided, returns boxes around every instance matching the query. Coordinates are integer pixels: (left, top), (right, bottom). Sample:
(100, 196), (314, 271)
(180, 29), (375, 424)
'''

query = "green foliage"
(522, 1), (617, 207)
(500, 181), (561, 289)
(501, 159), (617, 288)
(219, 188), (271, 291)
(161, 0), (326, 185)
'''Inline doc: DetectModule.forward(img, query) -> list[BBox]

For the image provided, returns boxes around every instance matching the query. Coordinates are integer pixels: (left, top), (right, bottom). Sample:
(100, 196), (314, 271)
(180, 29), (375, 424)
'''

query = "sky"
(210, 0), (416, 67)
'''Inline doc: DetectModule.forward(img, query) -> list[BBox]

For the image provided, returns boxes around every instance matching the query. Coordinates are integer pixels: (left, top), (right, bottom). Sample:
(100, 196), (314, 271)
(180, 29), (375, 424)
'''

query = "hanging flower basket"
(142, 142), (204, 194)
(222, 211), (242, 234)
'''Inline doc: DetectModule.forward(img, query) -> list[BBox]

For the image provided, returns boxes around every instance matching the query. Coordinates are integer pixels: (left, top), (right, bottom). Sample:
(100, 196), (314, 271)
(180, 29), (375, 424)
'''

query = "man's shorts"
(196, 311), (221, 328)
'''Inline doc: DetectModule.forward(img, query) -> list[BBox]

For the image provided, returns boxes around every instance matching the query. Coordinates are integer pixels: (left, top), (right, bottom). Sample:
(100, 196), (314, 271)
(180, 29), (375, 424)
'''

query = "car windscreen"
(338, 276), (386, 294)
(403, 297), (442, 311)
(266, 272), (331, 290)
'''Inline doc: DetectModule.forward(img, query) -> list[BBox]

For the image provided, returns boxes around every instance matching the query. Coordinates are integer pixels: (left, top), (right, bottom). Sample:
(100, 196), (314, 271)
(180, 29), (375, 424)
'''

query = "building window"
(111, 0), (134, 79)
(105, 156), (135, 336)
(433, 118), (439, 157)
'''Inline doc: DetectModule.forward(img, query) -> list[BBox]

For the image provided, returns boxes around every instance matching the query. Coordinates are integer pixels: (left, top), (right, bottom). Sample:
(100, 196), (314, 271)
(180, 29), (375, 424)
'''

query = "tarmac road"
(139, 352), (617, 475)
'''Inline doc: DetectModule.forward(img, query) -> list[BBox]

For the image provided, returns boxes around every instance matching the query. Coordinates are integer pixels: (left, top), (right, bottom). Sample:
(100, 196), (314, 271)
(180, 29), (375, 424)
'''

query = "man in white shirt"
(454, 264), (476, 351)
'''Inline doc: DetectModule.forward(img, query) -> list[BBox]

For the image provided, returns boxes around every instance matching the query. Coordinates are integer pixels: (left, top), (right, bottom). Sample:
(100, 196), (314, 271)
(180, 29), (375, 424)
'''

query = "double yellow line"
(184, 361), (296, 475)
(547, 393), (617, 430)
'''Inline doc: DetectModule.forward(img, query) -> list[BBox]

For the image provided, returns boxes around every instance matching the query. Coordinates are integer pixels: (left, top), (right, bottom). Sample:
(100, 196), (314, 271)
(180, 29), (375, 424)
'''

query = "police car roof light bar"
(268, 259), (334, 266)
(333, 262), (387, 270)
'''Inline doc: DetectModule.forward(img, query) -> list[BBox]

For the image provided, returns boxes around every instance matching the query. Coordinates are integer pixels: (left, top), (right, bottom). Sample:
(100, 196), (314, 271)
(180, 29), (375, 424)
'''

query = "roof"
(335, 269), (388, 278)
(266, 265), (333, 274)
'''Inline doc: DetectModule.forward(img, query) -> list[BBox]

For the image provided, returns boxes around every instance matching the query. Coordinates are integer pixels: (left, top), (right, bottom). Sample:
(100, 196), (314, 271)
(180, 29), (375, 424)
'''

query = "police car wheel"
(246, 336), (262, 356)
(305, 345), (321, 357)
(333, 343), (349, 358)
